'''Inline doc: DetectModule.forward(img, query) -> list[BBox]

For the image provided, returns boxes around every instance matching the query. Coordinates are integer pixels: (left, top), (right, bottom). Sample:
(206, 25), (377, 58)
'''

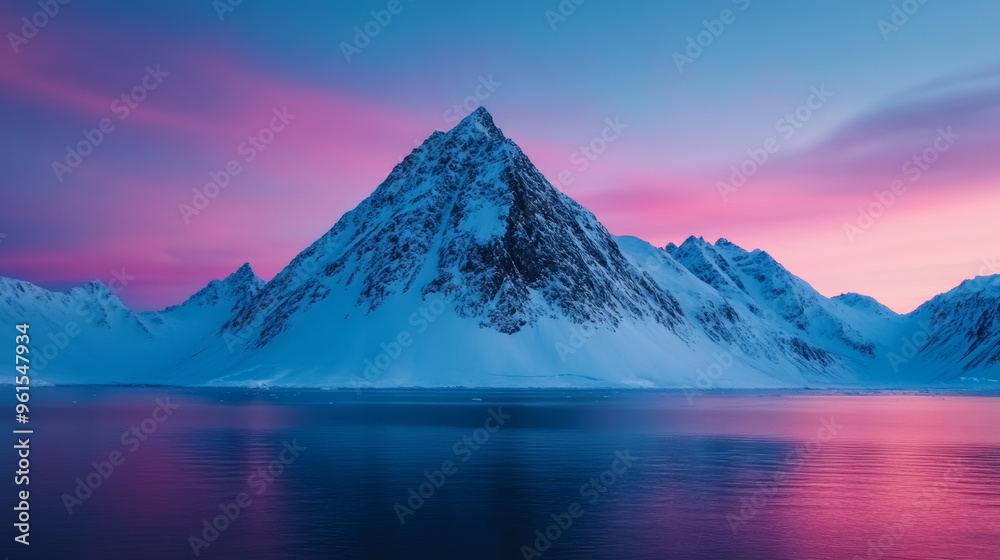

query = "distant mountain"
(169, 263), (264, 312)
(2, 108), (997, 388)
(832, 293), (897, 319)
(906, 276), (1000, 380)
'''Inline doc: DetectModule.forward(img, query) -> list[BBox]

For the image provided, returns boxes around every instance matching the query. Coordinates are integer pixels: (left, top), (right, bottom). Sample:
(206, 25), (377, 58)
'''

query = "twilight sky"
(1, 0), (999, 312)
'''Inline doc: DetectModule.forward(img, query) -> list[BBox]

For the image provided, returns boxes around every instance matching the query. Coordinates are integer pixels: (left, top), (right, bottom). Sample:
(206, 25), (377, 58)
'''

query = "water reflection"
(9, 388), (999, 559)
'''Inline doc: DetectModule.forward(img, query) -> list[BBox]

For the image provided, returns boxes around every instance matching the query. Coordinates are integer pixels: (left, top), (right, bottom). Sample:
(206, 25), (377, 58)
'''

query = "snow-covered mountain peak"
(908, 275), (1000, 376)
(832, 292), (897, 317)
(950, 275), (1000, 297)
(667, 235), (748, 295)
(74, 280), (114, 297)
(0, 277), (57, 306)
(446, 106), (503, 140)
(65, 282), (136, 316)
(0, 277), (148, 335)
(4, 109), (998, 388)
(226, 262), (263, 287)
(221, 108), (686, 347)
(174, 263), (264, 310)
(912, 275), (1000, 315)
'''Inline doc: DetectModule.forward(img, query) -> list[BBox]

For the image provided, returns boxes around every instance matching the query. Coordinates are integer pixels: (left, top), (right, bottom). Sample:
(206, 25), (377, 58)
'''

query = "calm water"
(5, 388), (999, 559)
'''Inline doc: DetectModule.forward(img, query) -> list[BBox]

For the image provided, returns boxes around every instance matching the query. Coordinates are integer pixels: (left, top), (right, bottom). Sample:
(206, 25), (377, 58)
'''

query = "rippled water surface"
(7, 388), (999, 559)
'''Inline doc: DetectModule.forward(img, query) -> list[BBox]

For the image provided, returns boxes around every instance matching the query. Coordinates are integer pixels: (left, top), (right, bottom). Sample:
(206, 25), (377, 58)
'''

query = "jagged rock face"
(226, 108), (683, 346)
(668, 236), (876, 358)
(418, 112), (683, 333)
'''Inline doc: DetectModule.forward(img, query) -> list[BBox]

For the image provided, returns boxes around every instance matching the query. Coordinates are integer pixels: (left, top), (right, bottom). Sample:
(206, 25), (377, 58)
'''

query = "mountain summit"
(224, 107), (682, 349)
(449, 106), (503, 138)
(2, 109), (998, 388)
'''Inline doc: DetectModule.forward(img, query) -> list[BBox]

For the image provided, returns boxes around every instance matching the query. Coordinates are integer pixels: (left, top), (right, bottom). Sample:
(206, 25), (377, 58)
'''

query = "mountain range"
(3, 108), (998, 388)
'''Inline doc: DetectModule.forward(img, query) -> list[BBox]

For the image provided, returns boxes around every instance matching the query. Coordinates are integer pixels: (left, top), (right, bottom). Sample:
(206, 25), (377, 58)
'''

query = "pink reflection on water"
(687, 396), (1000, 559)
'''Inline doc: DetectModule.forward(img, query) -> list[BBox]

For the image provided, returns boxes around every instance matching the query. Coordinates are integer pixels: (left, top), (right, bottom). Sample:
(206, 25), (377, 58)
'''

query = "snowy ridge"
(1, 108), (998, 388)
(832, 293), (897, 319)
(907, 276), (1000, 378)
(171, 263), (264, 311)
